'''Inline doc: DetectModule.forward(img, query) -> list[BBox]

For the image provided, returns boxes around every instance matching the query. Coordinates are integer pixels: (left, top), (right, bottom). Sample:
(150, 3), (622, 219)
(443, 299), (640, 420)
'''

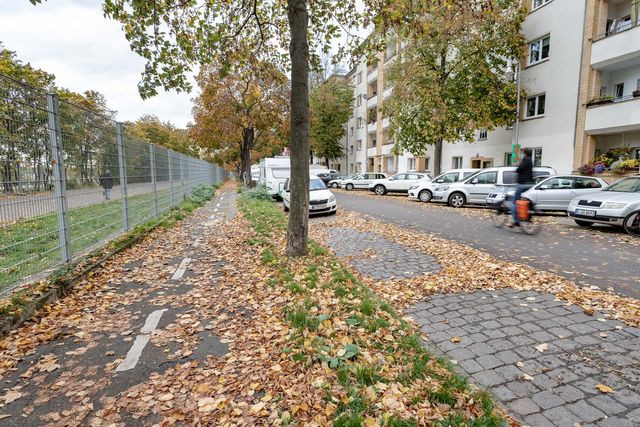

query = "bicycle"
(624, 210), (640, 238)
(493, 193), (542, 235)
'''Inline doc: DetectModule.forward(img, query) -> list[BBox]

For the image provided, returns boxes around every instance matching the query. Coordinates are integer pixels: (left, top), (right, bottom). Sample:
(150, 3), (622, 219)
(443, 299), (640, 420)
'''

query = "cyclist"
(510, 148), (533, 228)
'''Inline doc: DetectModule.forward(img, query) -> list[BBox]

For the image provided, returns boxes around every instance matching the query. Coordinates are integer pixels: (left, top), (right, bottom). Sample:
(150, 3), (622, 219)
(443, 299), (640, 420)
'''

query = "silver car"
(521, 175), (609, 212)
(567, 175), (640, 227)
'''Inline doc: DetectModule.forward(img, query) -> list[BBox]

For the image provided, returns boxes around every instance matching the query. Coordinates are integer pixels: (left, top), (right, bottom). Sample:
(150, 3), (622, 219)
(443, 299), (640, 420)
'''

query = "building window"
(356, 162), (362, 172)
(425, 157), (430, 171)
(529, 35), (550, 65)
(478, 129), (488, 140)
(526, 93), (546, 118)
(533, 148), (543, 166)
(504, 152), (513, 166)
(407, 158), (416, 171)
(357, 95), (362, 107)
(385, 39), (396, 61)
(357, 117), (363, 128)
(350, 145), (354, 154)
(452, 156), (463, 169)
(356, 140), (362, 151)
(357, 72), (362, 84)
(350, 126), (354, 136)
(349, 163), (354, 173)
(614, 83), (624, 98)
(532, 0), (552, 10)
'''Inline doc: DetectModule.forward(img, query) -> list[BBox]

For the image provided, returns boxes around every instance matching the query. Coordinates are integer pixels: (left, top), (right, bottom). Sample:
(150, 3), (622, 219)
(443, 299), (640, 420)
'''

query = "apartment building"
(337, 0), (640, 177)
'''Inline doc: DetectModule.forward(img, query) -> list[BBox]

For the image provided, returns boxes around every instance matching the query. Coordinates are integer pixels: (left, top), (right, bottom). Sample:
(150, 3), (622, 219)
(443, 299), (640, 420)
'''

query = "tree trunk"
(241, 127), (254, 187)
(286, 0), (310, 257)
(434, 139), (443, 176)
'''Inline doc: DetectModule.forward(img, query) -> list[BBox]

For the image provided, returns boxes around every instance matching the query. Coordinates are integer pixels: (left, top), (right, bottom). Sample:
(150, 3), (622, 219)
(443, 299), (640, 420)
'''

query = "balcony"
(383, 87), (393, 100)
(366, 94), (378, 108)
(367, 121), (377, 133)
(367, 147), (377, 157)
(585, 95), (640, 134)
(367, 68), (378, 83)
(381, 118), (390, 129)
(591, 20), (640, 70)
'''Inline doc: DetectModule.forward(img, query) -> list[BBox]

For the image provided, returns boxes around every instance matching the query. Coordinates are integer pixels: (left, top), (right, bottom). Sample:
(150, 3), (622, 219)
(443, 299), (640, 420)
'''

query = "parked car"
(327, 175), (354, 189)
(369, 173), (432, 195)
(432, 166), (556, 208)
(341, 173), (387, 191)
(520, 175), (609, 211)
(486, 175), (565, 208)
(408, 169), (479, 203)
(282, 175), (337, 215)
(567, 175), (640, 227)
(316, 172), (343, 185)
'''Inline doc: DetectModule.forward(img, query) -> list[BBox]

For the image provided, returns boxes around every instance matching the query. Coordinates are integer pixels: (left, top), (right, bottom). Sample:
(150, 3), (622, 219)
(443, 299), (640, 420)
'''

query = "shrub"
(577, 164), (595, 176)
(242, 185), (273, 201)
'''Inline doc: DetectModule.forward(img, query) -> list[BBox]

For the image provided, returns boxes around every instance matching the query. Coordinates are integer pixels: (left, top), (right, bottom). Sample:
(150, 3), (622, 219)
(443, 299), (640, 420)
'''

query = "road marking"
(116, 309), (167, 372)
(171, 258), (192, 280)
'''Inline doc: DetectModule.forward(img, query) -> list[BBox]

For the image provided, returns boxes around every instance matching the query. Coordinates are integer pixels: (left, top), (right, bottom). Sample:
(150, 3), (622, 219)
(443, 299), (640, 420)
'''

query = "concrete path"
(335, 191), (640, 299)
(0, 190), (237, 426)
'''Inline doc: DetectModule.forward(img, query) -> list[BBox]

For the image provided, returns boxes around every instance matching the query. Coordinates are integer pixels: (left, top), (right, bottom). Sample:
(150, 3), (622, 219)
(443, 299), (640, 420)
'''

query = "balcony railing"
(593, 19), (639, 43)
(586, 93), (640, 108)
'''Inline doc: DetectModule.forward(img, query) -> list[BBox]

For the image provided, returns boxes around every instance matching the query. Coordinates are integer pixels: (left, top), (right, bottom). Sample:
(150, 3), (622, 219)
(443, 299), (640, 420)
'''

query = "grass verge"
(238, 194), (504, 426)
(0, 183), (220, 330)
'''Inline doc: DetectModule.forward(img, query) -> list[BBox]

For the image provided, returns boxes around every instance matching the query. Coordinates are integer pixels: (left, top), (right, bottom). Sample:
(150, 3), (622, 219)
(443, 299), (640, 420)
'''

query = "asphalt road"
(334, 191), (640, 299)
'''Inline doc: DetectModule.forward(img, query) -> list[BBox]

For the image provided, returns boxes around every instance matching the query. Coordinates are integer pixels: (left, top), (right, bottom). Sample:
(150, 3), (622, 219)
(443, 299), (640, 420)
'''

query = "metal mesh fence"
(0, 73), (226, 293)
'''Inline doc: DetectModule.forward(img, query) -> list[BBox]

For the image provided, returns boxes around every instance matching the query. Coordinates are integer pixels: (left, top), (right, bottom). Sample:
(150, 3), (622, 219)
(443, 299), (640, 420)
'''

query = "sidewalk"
(316, 212), (640, 427)
(0, 188), (238, 425)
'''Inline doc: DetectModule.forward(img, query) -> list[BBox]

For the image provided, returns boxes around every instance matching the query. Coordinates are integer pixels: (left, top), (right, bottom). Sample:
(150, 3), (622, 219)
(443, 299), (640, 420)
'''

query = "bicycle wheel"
(520, 212), (542, 235)
(624, 210), (640, 237)
(494, 206), (510, 228)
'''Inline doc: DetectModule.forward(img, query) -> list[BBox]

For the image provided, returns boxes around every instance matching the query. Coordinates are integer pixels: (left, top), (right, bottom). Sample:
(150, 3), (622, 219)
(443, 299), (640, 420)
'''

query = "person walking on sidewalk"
(510, 148), (533, 227)
(99, 170), (114, 201)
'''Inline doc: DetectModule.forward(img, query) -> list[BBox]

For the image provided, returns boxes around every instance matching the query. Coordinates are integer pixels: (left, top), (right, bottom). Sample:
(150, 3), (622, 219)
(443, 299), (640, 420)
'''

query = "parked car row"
(337, 166), (640, 231)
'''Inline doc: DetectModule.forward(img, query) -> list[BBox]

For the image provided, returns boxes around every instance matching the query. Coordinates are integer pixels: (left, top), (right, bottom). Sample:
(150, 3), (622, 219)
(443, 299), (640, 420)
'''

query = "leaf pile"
(313, 210), (640, 328)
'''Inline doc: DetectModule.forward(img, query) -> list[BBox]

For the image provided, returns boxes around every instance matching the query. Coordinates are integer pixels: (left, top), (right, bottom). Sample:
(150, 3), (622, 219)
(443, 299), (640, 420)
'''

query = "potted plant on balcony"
(586, 95), (614, 107)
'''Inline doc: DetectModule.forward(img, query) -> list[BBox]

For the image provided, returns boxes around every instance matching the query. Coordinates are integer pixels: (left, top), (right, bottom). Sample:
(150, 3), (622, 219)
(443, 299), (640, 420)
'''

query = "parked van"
(251, 165), (260, 182)
(259, 157), (290, 198)
(431, 166), (556, 208)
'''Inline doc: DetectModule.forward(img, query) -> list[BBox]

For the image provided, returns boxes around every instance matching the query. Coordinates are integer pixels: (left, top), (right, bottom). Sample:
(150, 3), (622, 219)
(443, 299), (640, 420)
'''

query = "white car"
(408, 169), (479, 203)
(521, 175), (609, 211)
(432, 166), (556, 208)
(368, 172), (432, 196)
(341, 173), (387, 191)
(282, 175), (337, 215)
(568, 175), (640, 227)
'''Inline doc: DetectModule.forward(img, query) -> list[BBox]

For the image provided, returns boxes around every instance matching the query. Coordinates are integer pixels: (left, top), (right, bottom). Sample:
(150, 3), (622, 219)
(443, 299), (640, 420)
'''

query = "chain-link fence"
(0, 73), (226, 293)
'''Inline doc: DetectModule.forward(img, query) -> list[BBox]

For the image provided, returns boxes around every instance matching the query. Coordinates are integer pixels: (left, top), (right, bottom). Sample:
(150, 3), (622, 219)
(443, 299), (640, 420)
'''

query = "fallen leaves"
(1, 390), (22, 405)
(595, 384), (614, 393)
(450, 336), (461, 343)
(534, 343), (549, 353)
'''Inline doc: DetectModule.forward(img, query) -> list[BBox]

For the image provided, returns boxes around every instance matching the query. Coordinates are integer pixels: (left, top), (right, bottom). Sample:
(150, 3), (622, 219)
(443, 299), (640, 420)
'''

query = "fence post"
(150, 144), (158, 217)
(168, 150), (174, 208)
(116, 122), (130, 231)
(46, 93), (72, 263)
(179, 153), (185, 200)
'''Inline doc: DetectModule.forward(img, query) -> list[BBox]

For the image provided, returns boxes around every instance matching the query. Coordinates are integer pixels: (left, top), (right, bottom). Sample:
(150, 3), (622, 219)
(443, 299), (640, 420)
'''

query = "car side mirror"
(471, 178), (479, 184)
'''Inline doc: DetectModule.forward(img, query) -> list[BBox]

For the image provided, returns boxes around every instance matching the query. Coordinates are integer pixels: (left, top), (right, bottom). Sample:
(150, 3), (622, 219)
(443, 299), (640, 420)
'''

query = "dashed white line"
(171, 258), (192, 280)
(116, 309), (167, 372)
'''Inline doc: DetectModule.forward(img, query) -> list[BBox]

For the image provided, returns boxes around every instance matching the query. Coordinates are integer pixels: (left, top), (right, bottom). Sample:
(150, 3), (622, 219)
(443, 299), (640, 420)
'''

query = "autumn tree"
(71, 0), (364, 257)
(190, 57), (289, 186)
(369, 1), (526, 176)
(310, 75), (353, 167)
(129, 115), (196, 157)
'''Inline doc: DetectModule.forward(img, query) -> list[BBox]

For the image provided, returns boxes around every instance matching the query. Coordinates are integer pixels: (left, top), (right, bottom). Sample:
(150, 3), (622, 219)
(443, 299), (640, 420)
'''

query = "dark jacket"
(516, 156), (533, 184)
(99, 172), (114, 189)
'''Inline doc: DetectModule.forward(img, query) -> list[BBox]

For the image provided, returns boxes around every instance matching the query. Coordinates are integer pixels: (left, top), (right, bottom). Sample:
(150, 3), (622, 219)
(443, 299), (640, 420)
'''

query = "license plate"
(575, 208), (596, 217)
(310, 204), (326, 210)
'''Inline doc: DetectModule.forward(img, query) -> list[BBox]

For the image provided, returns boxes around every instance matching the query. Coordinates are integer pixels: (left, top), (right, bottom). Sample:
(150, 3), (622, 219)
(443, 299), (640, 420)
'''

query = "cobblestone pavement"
(326, 227), (440, 280)
(407, 290), (640, 427)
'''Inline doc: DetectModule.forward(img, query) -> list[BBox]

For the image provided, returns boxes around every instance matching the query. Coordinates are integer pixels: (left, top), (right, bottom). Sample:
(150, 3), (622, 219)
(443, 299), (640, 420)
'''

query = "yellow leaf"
(595, 384), (614, 393)
(2, 391), (23, 404)
(450, 336), (461, 343)
(364, 416), (379, 427)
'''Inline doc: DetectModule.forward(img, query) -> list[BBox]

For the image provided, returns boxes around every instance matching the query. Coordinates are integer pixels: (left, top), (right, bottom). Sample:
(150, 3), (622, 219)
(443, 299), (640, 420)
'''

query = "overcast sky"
(0, 0), (196, 128)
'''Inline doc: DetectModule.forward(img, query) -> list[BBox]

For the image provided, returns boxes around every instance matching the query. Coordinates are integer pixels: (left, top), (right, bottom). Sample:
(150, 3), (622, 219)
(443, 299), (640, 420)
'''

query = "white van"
(259, 157), (290, 198)
(251, 165), (260, 182)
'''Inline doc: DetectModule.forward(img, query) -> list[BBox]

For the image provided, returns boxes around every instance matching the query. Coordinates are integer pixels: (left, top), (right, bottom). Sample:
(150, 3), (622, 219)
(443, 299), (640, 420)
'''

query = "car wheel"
(574, 220), (593, 227)
(418, 190), (432, 203)
(448, 192), (466, 208)
(374, 185), (387, 196)
(283, 204), (289, 212)
(331, 182), (338, 189)
(345, 183), (354, 191)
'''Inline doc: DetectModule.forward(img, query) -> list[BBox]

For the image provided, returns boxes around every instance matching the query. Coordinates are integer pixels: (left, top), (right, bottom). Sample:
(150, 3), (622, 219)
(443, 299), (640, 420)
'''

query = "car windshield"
(310, 178), (327, 191)
(603, 177), (640, 193)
